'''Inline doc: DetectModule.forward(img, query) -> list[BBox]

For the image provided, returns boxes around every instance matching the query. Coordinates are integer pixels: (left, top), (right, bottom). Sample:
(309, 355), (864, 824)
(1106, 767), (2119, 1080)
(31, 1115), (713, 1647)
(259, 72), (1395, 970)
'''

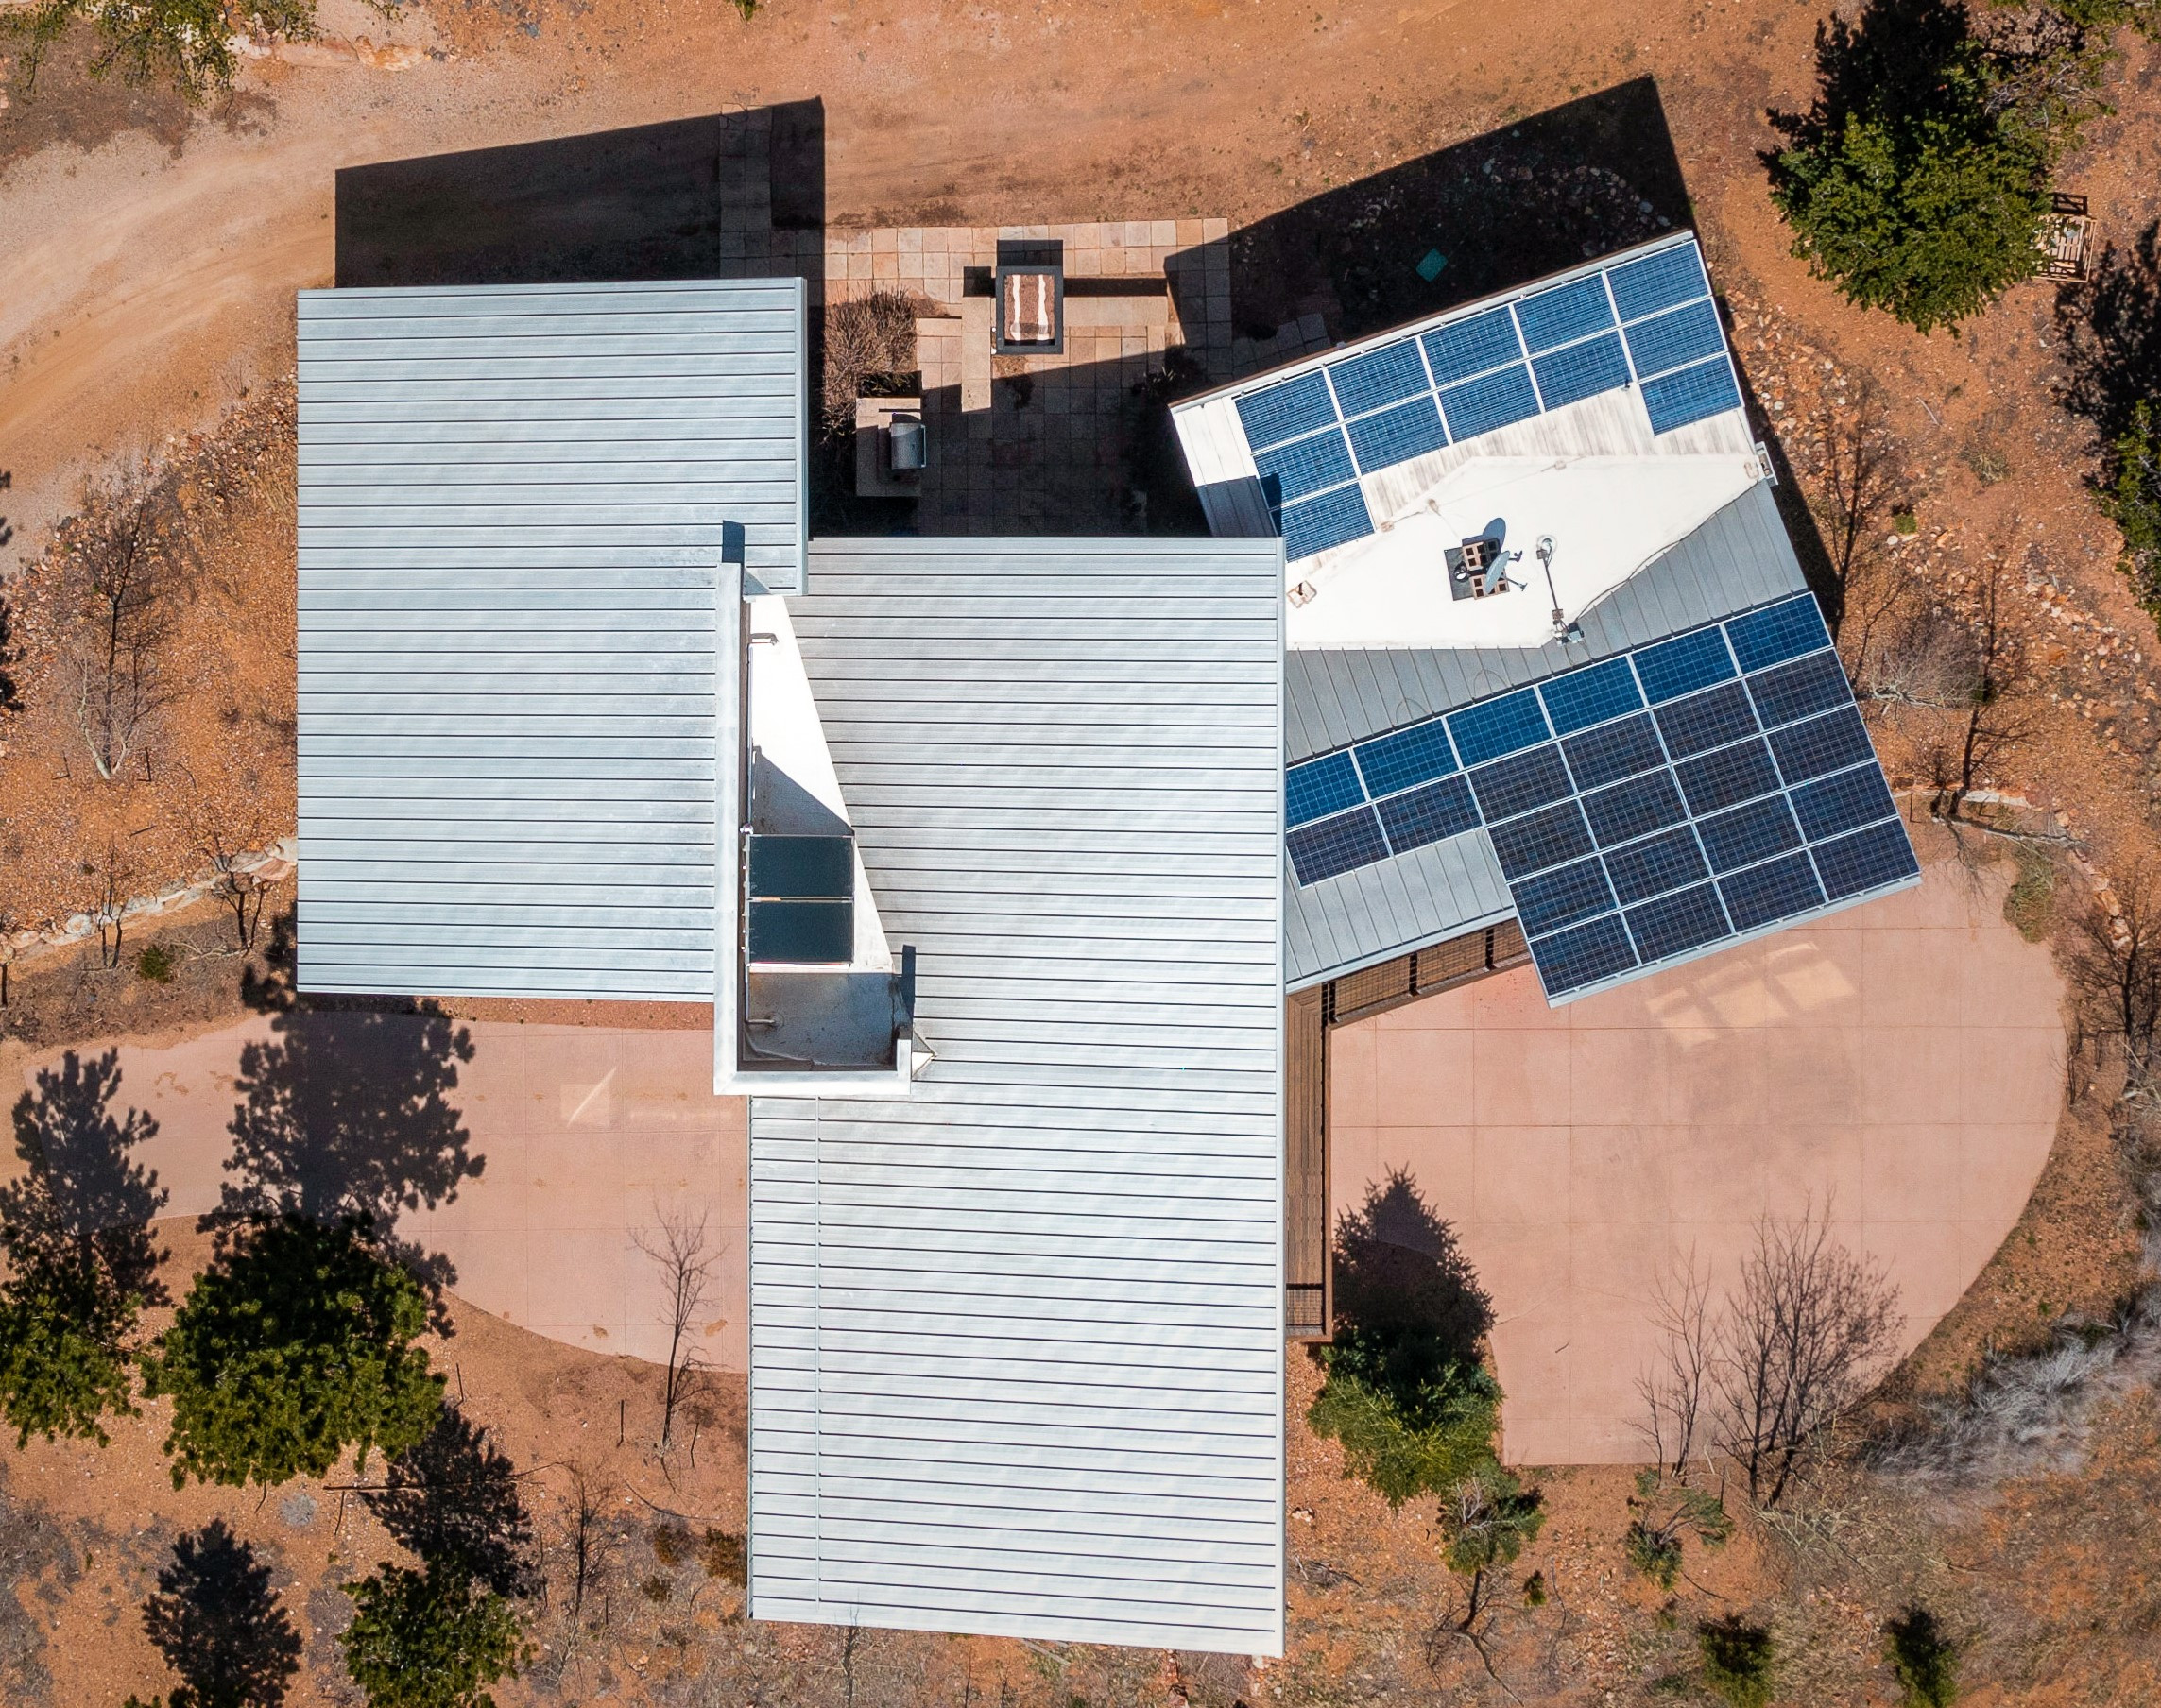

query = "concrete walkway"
(1329, 859), (2067, 1464)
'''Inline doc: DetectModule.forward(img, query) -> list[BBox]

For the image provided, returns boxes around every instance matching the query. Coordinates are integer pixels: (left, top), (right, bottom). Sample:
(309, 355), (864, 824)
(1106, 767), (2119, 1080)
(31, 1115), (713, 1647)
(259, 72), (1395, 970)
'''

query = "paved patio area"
(1327, 856), (2067, 1465)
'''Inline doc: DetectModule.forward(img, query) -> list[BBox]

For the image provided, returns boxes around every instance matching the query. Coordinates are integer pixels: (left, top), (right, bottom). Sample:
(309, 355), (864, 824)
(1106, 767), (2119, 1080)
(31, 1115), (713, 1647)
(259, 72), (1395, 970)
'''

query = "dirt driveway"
(1329, 849), (2067, 1465)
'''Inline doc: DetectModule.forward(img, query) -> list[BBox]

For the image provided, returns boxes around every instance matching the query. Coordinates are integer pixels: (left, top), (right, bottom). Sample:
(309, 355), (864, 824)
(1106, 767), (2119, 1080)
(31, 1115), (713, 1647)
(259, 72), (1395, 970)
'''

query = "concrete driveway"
(1327, 857), (2066, 1464)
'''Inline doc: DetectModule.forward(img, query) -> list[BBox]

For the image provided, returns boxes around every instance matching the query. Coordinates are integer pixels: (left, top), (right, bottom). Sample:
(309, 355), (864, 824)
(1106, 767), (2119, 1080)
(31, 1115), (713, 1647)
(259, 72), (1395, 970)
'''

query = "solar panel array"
(1233, 236), (1745, 563)
(1283, 593), (1920, 1000)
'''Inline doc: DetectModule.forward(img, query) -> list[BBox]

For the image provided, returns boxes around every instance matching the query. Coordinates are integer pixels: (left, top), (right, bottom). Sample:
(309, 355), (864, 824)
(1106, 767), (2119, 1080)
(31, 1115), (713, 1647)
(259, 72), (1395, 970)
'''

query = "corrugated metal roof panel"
(750, 537), (1286, 1654)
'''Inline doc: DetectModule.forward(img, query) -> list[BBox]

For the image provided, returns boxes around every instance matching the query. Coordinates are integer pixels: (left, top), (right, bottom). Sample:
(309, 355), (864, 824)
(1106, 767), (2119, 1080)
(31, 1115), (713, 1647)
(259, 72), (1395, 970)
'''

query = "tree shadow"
(142, 1519), (301, 1708)
(2056, 219), (2161, 449)
(1329, 1166), (1494, 1396)
(4, 1050), (167, 1302)
(1765, 0), (1981, 158)
(362, 1403), (539, 1597)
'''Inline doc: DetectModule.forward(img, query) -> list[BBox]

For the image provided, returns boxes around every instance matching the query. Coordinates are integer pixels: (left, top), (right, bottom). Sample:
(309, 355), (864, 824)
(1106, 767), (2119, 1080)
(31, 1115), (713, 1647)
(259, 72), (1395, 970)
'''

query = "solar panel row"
(1235, 236), (1747, 563)
(1282, 592), (1921, 998)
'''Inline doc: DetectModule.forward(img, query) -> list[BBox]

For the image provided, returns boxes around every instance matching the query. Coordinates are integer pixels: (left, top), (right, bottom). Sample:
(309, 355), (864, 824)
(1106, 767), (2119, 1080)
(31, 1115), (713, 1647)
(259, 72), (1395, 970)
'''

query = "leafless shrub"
(91, 836), (139, 970)
(175, 764), (283, 951)
(557, 1467), (618, 1622)
(631, 1204), (723, 1452)
(820, 293), (918, 436)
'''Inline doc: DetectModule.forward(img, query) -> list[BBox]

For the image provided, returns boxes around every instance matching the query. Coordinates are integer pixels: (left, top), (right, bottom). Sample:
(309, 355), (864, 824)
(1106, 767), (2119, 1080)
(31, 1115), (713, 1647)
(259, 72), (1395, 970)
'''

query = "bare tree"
(176, 773), (281, 951)
(1711, 1201), (1904, 1509)
(1638, 1249), (1714, 1482)
(557, 1466), (618, 1621)
(631, 1203), (723, 1450)
(92, 835), (139, 971)
(57, 459), (190, 782)
(2066, 860), (2161, 1096)
(1924, 555), (2035, 823)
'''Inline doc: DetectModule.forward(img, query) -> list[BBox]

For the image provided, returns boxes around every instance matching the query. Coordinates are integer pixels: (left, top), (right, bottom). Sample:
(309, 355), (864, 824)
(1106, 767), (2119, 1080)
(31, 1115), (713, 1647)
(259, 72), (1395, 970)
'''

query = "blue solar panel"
(1746, 652), (1851, 729)
(1280, 484), (1374, 560)
(1531, 333), (1632, 410)
(1675, 739), (1781, 815)
(1439, 365), (1542, 440)
(1448, 688), (1551, 766)
(1769, 708), (1876, 786)
(1583, 771), (1687, 847)
(1328, 340), (1432, 417)
(1377, 776), (1482, 854)
(1420, 307), (1522, 386)
(1287, 752), (1364, 828)
(1719, 851), (1826, 931)
(1513, 858), (1618, 936)
(1696, 795), (1804, 874)
(1622, 299), (1726, 379)
(1607, 242), (1712, 323)
(1625, 883), (1732, 963)
(1655, 682), (1759, 760)
(1288, 807), (1388, 885)
(1468, 744), (1574, 821)
(1531, 913), (1639, 996)
(1354, 720), (1458, 797)
(1488, 801), (1598, 879)
(1643, 356), (1743, 434)
(1513, 276), (1615, 353)
(1346, 397), (1449, 473)
(1562, 714), (1667, 791)
(1812, 819), (1921, 899)
(1634, 625), (1736, 704)
(1604, 826), (1711, 905)
(1235, 373), (1337, 451)
(1254, 428), (1357, 503)
(1540, 658), (1644, 736)
(1790, 764), (1898, 843)
(1728, 594), (1834, 674)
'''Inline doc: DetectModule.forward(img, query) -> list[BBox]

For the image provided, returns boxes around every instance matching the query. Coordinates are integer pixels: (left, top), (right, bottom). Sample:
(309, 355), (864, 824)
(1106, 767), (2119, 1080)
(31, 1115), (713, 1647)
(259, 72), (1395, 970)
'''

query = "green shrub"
(341, 1564), (523, 1708)
(1885, 1604), (1962, 1706)
(1308, 1366), (1501, 1507)
(1625, 1518), (1685, 1590)
(134, 944), (178, 983)
(1699, 1614), (1775, 1708)
(2101, 400), (2161, 609)
(5, 0), (361, 101)
(141, 1214), (442, 1489)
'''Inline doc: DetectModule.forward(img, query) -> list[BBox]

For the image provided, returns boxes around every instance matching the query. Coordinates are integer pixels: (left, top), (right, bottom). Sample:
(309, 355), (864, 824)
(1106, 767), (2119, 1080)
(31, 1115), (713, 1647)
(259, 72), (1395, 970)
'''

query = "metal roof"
(747, 537), (1288, 1653)
(293, 279), (804, 1000)
(1284, 482), (1809, 987)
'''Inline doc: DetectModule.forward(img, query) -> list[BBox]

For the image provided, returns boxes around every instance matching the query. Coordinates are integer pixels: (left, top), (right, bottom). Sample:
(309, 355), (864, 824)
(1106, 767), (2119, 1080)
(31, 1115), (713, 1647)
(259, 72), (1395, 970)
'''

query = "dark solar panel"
(1468, 744), (1575, 821)
(1812, 819), (1922, 899)
(1655, 681), (1759, 760)
(1625, 883), (1732, 963)
(1643, 355), (1743, 434)
(1675, 738), (1781, 815)
(1448, 688), (1551, 767)
(1727, 593), (1834, 674)
(1287, 751), (1365, 828)
(1438, 365), (1542, 440)
(1634, 625), (1736, 704)
(1606, 242), (1711, 323)
(1790, 763), (1898, 843)
(1621, 299), (1726, 379)
(1540, 657), (1644, 736)
(1604, 826), (1712, 905)
(1328, 339), (1432, 417)
(1346, 397), (1449, 473)
(1280, 484), (1374, 560)
(1531, 333), (1631, 409)
(1718, 851), (1826, 931)
(1562, 713), (1667, 791)
(1531, 914), (1639, 996)
(1768, 707), (1876, 786)
(1253, 428), (1357, 503)
(1376, 776), (1482, 854)
(1353, 720), (1458, 798)
(1512, 857), (1618, 936)
(1695, 795), (1804, 874)
(1420, 307), (1522, 386)
(1583, 770), (1688, 847)
(1488, 801), (1598, 879)
(1513, 275), (1615, 353)
(1746, 651), (1850, 729)
(1288, 807), (1389, 885)
(1235, 372), (1337, 451)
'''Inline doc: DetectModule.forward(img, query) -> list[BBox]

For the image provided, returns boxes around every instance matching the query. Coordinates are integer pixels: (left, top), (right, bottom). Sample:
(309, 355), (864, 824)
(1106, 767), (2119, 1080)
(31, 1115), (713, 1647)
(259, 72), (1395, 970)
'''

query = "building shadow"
(334, 102), (824, 287)
(5, 1050), (168, 1303)
(143, 1520), (302, 1708)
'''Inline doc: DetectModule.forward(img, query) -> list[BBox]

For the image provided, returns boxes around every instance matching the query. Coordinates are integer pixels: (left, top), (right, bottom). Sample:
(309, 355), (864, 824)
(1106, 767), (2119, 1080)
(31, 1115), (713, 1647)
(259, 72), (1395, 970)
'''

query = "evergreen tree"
(340, 1565), (523, 1708)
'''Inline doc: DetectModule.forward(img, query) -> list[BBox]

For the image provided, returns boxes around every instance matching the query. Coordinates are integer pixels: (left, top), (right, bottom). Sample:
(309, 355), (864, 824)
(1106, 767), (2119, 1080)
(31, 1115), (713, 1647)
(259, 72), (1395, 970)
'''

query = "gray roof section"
(294, 279), (806, 1000)
(1284, 481), (1810, 988)
(749, 537), (1287, 1653)
(1286, 481), (1806, 761)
